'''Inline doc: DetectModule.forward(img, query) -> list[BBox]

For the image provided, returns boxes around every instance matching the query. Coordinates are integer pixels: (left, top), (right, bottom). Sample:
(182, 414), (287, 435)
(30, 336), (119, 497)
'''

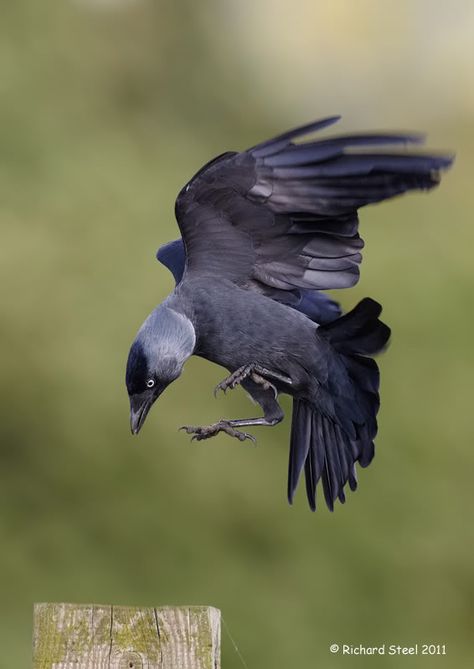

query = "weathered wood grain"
(33, 603), (220, 668)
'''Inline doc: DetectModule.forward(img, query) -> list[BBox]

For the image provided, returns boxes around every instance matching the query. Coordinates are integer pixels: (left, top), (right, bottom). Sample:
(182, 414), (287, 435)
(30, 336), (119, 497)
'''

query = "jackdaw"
(126, 116), (452, 510)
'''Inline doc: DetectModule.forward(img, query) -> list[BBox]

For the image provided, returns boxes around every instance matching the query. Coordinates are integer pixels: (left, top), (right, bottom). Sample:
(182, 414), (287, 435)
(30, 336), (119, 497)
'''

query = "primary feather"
(174, 117), (452, 298)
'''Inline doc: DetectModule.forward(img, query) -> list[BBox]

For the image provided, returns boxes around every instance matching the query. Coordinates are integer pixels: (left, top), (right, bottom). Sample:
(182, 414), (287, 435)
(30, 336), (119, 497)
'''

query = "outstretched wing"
(174, 116), (453, 296)
(157, 237), (341, 324)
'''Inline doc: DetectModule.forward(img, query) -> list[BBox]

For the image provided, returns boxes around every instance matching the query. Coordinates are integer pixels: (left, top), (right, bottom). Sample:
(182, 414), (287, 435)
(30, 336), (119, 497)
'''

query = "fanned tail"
(288, 298), (390, 510)
(288, 401), (357, 511)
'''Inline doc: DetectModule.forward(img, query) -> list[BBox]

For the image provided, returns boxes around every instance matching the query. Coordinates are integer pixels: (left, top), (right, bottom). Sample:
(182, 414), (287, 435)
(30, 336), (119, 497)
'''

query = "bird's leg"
(181, 379), (284, 443)
(180, 416), (281, 443)
(180, 420), (250, 442)
(214, 363), (292, 398)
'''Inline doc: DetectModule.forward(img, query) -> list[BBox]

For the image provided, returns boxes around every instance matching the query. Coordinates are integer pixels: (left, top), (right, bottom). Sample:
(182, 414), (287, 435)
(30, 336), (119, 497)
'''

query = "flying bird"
(126, 116), (452, 511)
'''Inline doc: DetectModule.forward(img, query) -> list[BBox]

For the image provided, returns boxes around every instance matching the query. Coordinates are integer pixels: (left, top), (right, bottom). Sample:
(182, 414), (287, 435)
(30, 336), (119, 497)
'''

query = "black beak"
(130, 391), (160, 435)
(130, 399), (151, 435)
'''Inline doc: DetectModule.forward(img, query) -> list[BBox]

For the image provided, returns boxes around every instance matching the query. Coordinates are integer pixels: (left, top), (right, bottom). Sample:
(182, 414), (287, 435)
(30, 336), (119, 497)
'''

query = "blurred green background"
(1, 0), (473, 666)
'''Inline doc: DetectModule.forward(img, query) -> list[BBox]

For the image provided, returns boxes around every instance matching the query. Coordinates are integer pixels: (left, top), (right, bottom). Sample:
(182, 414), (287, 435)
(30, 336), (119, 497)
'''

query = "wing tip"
(280, 114), (342, 141)
(250, 115), (342, 158)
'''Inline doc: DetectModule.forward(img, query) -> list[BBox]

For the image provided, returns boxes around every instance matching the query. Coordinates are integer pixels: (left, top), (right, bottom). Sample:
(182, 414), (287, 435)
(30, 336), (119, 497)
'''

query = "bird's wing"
(174, 116), (452, 296)
(157, 237), (341, 324)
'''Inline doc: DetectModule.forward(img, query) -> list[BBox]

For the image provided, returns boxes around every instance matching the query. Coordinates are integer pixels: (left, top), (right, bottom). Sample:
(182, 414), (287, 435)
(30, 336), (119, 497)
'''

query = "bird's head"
(126, 304), (195, 434)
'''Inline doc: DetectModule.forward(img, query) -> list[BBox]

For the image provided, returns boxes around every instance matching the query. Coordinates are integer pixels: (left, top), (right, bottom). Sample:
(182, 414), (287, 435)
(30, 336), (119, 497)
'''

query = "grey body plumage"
(126, 116), (452, 510)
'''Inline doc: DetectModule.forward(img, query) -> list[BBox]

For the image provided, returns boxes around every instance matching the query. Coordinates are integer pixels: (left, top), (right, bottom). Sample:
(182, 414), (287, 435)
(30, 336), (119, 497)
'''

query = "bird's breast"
(187, 279), (318, 385)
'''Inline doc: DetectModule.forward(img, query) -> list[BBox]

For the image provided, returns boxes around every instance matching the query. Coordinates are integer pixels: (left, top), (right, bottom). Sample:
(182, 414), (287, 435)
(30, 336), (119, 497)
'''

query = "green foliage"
(1, 2), (473, 667)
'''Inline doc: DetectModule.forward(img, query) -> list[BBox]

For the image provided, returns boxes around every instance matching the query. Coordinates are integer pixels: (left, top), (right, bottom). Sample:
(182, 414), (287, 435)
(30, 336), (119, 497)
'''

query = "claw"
(179, 425), (197, 433)
(214, 368), (249, 397)
(213, 382), (227, 398)
(214, 363), (285, 399)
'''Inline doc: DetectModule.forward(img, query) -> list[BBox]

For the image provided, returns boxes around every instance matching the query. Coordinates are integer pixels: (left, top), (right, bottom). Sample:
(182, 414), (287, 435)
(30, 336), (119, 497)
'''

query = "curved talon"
(214, 364), (282, 400)
(213, 364), (253, 397)
(213, 383), (227, 398)
(179, 425), (198, 433)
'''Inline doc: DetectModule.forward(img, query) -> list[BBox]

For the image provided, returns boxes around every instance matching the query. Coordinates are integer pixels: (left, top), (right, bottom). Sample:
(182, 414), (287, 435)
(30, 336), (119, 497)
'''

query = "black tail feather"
(288, 400), (373, 511)
(287, 298), (388, 510)
(320, 297), (391, 355)
(288, 400), (312, 503)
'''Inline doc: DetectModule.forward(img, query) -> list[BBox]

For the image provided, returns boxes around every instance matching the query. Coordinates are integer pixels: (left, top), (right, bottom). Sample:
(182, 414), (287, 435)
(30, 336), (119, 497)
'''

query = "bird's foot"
(180, 420), (256, 443)
(214, 364), (255, 395)
(214, 363), (280, 398)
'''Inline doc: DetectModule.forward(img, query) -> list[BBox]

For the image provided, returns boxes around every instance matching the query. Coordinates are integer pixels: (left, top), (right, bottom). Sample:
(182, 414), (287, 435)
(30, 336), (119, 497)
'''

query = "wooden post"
(33, 603), (221, 668)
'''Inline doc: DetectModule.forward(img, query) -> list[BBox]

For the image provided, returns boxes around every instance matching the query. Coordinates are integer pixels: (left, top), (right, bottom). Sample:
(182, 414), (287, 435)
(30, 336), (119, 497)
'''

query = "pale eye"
(146, 379), (155, 388)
